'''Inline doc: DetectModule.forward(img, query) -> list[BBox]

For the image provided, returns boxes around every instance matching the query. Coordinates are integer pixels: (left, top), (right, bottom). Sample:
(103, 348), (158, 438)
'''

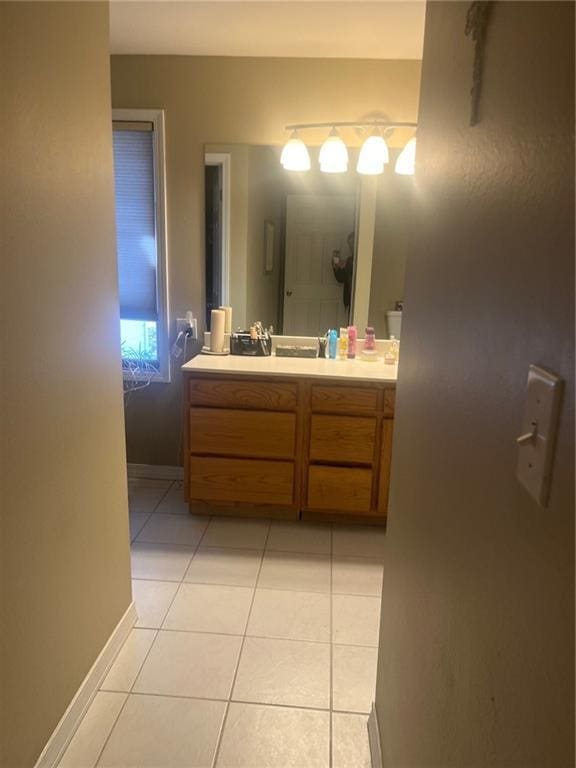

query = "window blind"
(112, 124), (158, 321)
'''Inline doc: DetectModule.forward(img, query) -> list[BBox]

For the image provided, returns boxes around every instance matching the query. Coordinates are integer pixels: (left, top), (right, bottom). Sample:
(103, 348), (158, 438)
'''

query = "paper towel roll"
(219, 306), (232, 334)
(210, 309), (225, 353)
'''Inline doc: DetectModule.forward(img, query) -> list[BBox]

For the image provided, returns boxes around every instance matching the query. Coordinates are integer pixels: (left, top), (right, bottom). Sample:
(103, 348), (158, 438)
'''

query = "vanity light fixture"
(280, 130), (311, 171)
(281, 120), (418, 176)
(318, 128), (349, 174)
(356, 129), (390, 175)
(394, 136), (417, 176)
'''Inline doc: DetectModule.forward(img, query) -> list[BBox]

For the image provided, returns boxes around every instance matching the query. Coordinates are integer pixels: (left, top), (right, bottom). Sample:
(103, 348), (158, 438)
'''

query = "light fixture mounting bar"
(285, 120), (418, 131)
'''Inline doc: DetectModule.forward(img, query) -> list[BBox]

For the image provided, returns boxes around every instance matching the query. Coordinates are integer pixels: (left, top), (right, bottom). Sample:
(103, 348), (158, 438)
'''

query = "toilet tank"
(386, 310), (402, 339)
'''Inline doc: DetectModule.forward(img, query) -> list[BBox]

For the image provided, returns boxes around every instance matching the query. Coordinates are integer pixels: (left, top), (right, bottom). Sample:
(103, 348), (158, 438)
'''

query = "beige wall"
(111, 55), (421, 465)
(0, 4), (132, 766)
(376, 3), (574, 766)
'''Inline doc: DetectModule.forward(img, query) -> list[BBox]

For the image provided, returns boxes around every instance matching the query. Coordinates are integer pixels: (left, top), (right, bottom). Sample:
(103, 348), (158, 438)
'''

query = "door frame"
(205, 152), (231, 306)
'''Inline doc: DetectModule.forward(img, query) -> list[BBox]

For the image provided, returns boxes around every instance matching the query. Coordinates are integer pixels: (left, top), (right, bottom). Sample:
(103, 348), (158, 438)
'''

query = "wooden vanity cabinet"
(183, 373), (395, 524)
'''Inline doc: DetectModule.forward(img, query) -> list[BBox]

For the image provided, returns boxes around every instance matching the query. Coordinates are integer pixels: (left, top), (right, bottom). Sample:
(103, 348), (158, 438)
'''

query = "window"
(112, 109), (169, 381)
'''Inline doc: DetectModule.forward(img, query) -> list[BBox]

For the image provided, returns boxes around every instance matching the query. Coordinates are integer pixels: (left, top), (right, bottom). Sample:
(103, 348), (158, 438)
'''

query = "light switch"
(516, 365), (563, 507)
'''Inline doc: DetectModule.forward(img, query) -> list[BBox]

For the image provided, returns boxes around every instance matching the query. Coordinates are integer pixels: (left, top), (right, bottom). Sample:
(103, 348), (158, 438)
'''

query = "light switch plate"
(516, 365), (563, 507)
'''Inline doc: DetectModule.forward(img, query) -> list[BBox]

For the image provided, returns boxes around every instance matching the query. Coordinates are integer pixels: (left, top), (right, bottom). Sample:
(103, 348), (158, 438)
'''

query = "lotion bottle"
(338, 327), (348, 359)
(347, 325), (357, 359)
(328, 329), (338, 359)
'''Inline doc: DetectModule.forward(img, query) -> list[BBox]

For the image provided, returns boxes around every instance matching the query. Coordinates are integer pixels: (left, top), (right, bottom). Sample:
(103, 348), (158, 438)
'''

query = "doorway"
(283, 193), (356, 336)
(204, 153), (230, 329)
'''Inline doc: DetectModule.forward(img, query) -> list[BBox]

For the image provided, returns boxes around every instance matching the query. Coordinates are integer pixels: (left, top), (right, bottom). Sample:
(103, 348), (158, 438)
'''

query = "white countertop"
(182, 353), (398, 383)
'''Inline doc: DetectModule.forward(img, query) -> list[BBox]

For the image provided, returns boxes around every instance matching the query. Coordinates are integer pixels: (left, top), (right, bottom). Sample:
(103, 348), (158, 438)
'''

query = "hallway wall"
(375, 2), (574, 766)
(0, 3), (132, 765)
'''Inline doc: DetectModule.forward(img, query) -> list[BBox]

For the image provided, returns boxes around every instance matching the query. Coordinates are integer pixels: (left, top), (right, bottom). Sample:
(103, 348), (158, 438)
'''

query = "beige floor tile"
(332, 645), (378, 713)
(129, 512), (151, 542)
(59, 691), (126, 768)
(332, 525), (386, 558)
(332, 713), (371, 768)
(154, 486), (190, 515)
(130, 543), (193, 582)
(163, 583), (253, 634)
(184, 547), (263, 587)
(266, 521), (331, 555)
(132, 579), (178, 629)
(247, 589), (330, 642)
(101, 629), (157, 693)
(332, 557), (384, 596)
(201, 516), (270, 549)
(332, 595), (381, 646)
(233, 636), (330, 709)
(133, 630), (242, 700)
(135, 513), (208, 547)
(128, 486), (169, 515)
(97, 694), (225, 768)
(258, 552), (331, 593)
(216, 702), (330, 768)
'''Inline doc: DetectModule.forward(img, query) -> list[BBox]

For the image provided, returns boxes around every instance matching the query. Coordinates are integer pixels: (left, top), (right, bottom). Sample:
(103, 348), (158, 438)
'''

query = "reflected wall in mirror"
(205, 143), (414, 338)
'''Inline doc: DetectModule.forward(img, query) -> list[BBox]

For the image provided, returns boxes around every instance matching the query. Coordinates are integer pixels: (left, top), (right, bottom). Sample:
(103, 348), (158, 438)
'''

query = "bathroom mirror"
(204, 143), (413, 338)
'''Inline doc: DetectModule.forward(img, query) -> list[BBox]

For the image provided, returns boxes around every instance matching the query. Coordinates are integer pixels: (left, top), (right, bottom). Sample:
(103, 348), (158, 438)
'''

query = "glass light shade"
(356, 134), (389, 175)
(319, 130), (348, 173)
(280, 134), (311, 171)
(395, 137), (417, 176)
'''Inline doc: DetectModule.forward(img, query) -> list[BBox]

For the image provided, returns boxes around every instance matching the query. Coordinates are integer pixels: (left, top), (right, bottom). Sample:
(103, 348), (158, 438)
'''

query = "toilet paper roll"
(219, 306), (232, 334)
(210, 309), (226, 353)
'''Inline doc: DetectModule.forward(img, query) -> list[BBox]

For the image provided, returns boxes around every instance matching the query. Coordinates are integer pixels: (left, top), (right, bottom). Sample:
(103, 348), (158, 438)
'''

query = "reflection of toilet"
(386, 310), (402, 339)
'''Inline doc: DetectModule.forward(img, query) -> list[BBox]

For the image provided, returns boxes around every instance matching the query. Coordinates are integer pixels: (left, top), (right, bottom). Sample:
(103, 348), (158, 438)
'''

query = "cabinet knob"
(286, 290), (293, 297)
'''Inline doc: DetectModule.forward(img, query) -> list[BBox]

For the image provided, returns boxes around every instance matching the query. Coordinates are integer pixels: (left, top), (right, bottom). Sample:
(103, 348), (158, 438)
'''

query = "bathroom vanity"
(182, 356), (397, 525)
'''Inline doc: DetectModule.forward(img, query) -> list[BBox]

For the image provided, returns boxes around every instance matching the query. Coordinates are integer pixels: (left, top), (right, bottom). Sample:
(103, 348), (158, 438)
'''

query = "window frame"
(113, 108), (170, 383)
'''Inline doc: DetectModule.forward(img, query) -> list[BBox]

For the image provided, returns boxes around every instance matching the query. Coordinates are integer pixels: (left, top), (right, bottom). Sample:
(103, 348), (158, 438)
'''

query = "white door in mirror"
(516, 365), (563, 507)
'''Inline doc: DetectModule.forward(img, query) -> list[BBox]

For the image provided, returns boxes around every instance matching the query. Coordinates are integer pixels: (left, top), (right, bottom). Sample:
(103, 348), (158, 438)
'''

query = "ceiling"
(110, 1), (426, 59)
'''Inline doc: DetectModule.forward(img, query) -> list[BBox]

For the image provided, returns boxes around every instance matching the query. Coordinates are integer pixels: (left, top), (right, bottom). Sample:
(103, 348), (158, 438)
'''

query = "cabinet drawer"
(190, 408), (295, 459)
(307, 466), (372, 512)
(311, 385), (378, 414)
(309, 415), (376, 464)
(190, 456), (294, 505)
(189, 378), (297, 411)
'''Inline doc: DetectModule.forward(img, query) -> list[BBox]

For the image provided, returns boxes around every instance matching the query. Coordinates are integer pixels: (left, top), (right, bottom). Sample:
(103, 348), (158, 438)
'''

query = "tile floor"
(58, 477), (385, 768)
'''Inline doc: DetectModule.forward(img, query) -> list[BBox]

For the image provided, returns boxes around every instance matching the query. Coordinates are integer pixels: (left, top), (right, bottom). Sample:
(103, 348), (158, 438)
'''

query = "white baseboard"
(35, 602), (137, 768)
(127, 463), (183, 481)
(368, 702), (383, 768)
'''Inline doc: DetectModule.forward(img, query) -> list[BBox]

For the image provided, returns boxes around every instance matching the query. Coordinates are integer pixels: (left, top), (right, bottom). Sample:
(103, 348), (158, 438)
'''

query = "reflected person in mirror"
(331, 231), (355, 312)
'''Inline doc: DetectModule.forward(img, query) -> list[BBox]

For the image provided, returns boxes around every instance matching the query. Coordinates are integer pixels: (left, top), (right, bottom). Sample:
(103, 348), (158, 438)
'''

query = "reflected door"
(205, 163), (223, 328)
(283, 194), (356, 336)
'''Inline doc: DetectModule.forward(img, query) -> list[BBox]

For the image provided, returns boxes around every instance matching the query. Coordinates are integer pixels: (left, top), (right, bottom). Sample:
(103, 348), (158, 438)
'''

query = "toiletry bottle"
(328, 329), (338, 359)
(347, 325), (357, 359)
(385, 335), (400, 365)
(338, 328), (348, 359)
(364, 326), (376, 351)
(361, 326), (378, 362)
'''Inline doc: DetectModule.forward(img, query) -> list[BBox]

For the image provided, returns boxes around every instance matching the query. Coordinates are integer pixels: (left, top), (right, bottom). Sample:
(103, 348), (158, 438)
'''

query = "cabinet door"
(190, 408), (296, 459)
(377, 419), (394, 516)
(190, 456), (294, 505)
(189, 378), (297, 411)
(309, 415), (376, 464)
(307, 465), (373, 513)
(311, 385), (379, 414)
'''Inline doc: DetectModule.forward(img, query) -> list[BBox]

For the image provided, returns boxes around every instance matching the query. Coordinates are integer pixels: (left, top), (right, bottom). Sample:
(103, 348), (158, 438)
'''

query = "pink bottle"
(347, 326), (357, 359)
